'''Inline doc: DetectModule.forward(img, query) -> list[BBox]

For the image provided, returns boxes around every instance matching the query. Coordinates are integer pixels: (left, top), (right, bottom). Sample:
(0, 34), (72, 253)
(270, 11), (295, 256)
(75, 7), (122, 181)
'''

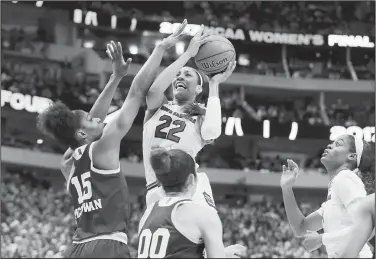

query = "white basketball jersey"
(143, 102), (206, 185)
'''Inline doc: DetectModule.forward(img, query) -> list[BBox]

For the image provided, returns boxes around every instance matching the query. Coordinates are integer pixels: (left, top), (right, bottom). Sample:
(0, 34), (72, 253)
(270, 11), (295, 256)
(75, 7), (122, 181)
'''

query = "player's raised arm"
(281, 160), (323, 237)
(146, 23), (210, 111)
(200, 61), (236, 141)
(92, 41), (168, 167)
(88, 41), (132, 121)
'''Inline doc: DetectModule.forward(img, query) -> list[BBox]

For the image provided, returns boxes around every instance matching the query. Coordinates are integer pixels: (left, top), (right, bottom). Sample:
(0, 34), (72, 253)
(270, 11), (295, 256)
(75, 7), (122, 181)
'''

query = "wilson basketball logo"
(200, 57), (229, 69)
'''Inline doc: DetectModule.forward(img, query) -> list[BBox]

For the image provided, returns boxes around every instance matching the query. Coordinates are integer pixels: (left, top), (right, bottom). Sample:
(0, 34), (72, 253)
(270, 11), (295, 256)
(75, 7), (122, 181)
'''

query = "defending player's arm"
(281, 160), (323, 237)
(335, 193), (375, 258)
(146, 23), (210, 111)
(200, 61), (236, 141)
(88, 41), (132, 121)
(92, 41), (167, 169)
(197, 206), (226, 258)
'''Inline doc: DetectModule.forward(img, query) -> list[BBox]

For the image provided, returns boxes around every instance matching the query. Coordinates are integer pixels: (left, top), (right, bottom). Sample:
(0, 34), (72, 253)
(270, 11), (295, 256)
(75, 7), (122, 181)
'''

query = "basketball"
(194, 35), (236, 75)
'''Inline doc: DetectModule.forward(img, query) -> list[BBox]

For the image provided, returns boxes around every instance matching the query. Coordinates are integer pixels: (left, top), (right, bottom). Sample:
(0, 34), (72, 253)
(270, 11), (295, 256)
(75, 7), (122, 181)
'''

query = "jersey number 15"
(155, 115), (186, 143)
(71, 172), (92, 204)
(138, 228), (170, 258)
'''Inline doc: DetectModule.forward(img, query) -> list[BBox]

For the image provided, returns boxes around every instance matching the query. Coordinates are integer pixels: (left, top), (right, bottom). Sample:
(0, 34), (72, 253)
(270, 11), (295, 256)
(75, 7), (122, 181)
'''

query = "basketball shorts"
(63, 239), (131, 258)
(145, 172), (216, 211)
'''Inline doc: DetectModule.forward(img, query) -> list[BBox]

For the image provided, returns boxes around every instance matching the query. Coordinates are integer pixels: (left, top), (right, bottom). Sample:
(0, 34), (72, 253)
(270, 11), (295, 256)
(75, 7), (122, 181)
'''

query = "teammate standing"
(143, 21), (236, 208)
(334, 193), (375, 258)
(138, 147), (245, 258)
(280, 134), (374, 258)
(37, 39), (175, 257)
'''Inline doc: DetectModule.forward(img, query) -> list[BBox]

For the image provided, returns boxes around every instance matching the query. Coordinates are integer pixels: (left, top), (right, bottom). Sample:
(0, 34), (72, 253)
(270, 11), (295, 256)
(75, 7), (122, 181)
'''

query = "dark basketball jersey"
(138, 198), (205, 258)
(66, 142), (130, 242)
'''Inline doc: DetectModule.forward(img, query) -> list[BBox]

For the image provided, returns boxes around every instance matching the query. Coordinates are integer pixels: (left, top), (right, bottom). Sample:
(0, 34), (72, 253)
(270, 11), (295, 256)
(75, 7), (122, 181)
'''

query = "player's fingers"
(106, 49), (114, 60)
(107, 43), (115, 55)
(174, 19), (187, 36)
(111, 41), (119, 56)
(287, 159), (291, 170)
(125, 58), (132, 66)
(291, 159), (299, 169)
(117, 42), (123, 57)
(194, 24), (204, 38)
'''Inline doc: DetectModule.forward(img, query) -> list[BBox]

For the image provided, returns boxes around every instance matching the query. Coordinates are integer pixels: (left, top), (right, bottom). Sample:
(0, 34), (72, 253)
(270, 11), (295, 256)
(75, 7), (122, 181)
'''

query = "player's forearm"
(282, 186), (307, 237)
(201, 82), (221, 140)
(147, 52), (191, 107)
(89, 74), (123, 121)
(130, 44), (166, 97)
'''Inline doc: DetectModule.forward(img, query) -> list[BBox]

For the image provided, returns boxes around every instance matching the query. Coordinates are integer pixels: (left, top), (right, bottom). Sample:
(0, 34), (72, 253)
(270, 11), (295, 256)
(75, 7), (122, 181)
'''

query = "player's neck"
(327, 164), (351, 181)
(165, 192), (189, 198)
(174, 98), (194, 106)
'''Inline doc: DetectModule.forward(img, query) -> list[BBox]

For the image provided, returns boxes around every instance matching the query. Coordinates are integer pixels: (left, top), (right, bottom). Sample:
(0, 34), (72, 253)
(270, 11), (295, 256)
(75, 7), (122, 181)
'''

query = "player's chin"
(174, 91), (188, 101)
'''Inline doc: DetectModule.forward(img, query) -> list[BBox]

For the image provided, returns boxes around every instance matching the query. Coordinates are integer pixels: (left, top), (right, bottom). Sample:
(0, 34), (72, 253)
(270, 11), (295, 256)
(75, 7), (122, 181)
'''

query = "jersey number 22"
(155, 115), (186, 143)
(138, 228), (170, 258)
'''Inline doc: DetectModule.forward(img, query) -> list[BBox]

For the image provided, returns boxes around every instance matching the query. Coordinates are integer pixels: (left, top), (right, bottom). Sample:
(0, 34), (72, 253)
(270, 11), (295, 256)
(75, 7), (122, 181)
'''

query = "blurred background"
(1, 1), (375, 258)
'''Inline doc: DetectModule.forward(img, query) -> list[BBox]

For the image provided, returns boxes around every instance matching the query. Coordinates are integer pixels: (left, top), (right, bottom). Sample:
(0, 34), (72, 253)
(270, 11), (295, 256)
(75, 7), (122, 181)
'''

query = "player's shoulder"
(359, 194), (375, 214)
(176, 200), (218, 224)
(334, 169), (363, 186)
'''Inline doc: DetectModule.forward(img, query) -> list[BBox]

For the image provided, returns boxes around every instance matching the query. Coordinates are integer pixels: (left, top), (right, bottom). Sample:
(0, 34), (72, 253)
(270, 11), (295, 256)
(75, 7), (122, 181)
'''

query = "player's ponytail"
(183, 102), (206, 117)
(150, 147), (172, 176)
(357, 140), (375, 194)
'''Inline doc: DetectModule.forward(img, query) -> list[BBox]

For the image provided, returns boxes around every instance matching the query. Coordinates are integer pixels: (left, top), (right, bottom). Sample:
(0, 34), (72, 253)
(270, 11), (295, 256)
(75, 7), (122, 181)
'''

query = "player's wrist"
(111, 73), (125, 81)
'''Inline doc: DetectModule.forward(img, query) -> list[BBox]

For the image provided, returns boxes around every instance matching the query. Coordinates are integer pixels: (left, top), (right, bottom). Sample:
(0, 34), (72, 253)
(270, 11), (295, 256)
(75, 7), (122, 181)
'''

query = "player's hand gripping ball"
(194, 35), (236, 76)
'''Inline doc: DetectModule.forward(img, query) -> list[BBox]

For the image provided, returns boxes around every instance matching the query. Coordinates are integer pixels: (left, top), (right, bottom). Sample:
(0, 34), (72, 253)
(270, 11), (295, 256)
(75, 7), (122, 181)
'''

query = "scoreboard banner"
(71, 9), (375, 49)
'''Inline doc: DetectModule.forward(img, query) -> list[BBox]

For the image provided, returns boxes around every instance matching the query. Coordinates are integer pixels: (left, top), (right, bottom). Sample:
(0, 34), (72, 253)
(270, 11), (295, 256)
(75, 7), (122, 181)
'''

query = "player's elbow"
(201, 127), (221, 141)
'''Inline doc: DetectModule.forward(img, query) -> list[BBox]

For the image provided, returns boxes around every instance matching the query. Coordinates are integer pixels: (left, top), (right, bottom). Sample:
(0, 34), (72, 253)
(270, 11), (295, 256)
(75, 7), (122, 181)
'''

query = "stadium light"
(129, 45), (138, 55)
(83, 41), (94, 49)
(238, 54), (250, 66)
(35, 1), (43, 7)
(37, 139), (43, 144)
(263, 120), (270, 139)
(288, 122), (298, 140)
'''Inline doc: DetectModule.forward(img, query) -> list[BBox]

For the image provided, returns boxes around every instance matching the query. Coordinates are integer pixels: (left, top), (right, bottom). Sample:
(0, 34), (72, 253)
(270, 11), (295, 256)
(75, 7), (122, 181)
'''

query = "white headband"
(352, 135), (364, 167)
(192, 68), (203, 87)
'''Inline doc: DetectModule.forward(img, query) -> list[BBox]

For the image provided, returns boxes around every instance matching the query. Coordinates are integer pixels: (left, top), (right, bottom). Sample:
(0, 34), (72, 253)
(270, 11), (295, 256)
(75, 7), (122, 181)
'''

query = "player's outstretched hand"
(225, 244), (247, 258)
(186, 24), (211, 58)
(158, 19), (187, 50)
(280, 159), (300, 189)
(208, 60), (237, 85)
(301, 232), (323, 252)
(106, 41), (132, 79)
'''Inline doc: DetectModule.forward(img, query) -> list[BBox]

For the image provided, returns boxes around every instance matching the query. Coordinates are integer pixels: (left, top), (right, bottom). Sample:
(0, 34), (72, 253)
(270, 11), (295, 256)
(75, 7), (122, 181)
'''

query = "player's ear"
(76, 129), (88, 141)
(347, 152), (357, 163)
(195, 84), (202, 95)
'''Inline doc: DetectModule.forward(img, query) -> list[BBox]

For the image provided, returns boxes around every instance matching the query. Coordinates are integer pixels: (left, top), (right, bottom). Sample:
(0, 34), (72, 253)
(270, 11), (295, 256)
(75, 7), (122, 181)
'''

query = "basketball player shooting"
(138, 147), (246, 258)
(334, 193), (375, 258)
(280, 134), (374, 258)
(143, 21), (236, 209)
(37, 39), (177, 258)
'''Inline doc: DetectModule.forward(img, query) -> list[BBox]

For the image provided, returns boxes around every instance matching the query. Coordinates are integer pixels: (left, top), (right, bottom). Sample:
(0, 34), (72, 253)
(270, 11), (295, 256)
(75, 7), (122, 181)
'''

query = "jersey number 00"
(138, 228), (170, 258)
